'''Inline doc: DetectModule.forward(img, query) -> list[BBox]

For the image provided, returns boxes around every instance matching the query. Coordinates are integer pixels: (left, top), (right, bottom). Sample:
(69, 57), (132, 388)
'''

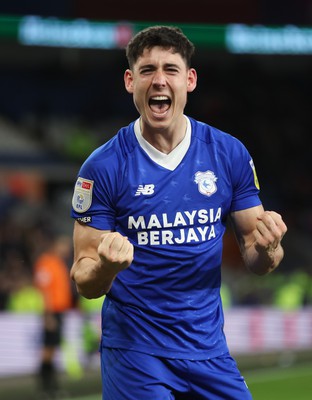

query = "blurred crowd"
(0, 210), (74, 312)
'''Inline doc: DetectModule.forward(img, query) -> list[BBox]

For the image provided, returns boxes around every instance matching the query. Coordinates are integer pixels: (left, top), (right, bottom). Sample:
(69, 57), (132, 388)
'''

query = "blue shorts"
(101, 348), (253, 400)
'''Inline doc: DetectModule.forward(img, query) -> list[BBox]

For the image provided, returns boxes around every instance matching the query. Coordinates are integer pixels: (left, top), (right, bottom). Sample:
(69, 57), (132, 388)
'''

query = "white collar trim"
(134, 116), (191, 171)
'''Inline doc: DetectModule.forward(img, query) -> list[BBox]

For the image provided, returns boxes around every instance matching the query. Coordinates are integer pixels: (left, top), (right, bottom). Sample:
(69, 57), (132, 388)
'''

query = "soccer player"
(70, 26), (287, 399)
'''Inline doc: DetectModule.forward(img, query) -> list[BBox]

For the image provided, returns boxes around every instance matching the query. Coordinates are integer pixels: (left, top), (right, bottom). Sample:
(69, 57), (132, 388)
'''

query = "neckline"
(134, 116), (191, 171)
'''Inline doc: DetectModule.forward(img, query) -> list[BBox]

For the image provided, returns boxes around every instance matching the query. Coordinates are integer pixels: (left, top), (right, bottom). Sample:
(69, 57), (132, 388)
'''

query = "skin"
(70, 46), (287, 299)
(124, 47), (197, 153)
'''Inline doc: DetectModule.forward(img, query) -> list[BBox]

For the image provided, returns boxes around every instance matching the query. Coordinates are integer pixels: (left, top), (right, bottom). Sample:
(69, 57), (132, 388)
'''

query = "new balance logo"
(135, 184), (155, 196)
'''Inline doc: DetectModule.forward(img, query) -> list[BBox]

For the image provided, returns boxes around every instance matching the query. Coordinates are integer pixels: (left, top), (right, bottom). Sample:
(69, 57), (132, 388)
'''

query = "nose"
(152, 70), (166, 87)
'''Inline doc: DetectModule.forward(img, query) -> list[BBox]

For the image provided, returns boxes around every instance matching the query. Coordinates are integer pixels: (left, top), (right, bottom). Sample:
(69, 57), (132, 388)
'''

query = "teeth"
(151, 96), (169, 101)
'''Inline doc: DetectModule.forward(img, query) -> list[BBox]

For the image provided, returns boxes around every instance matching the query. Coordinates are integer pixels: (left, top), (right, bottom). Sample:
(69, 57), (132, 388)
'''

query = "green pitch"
(245, 362), (312, 400)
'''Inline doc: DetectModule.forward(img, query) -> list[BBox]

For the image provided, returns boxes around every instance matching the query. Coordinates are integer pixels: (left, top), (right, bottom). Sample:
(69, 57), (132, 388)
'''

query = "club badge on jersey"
(194, 170), (218, 197)
(72, 177), (94, 213)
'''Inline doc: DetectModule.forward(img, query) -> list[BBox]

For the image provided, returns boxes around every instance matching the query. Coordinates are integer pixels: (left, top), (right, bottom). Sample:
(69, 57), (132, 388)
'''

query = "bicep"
(230, 205), (264, 250)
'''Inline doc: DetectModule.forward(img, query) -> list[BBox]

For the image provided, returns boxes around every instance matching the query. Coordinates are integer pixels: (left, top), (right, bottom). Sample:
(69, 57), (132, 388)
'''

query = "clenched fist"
(254, 211), (287, 253)
(98, 232), (134, 273)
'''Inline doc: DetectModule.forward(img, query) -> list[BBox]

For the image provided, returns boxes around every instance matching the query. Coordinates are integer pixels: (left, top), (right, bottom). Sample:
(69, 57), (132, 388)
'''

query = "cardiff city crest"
(194, 170), (218, 197)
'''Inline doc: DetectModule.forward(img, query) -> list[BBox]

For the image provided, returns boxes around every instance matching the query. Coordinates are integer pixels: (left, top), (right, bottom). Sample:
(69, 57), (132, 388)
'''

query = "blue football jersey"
(71, 116), (261, 360)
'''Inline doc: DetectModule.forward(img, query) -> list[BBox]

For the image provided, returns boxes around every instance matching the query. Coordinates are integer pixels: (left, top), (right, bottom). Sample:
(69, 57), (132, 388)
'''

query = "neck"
(140, 116), (187, 154)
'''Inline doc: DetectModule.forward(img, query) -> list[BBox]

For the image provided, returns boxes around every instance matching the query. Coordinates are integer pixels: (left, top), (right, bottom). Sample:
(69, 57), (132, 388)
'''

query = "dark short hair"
(126, 25), (195, 69)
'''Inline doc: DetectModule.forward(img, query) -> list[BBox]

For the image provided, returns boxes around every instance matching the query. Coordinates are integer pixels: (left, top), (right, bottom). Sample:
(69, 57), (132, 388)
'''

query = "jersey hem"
(101, 339), (229, 360)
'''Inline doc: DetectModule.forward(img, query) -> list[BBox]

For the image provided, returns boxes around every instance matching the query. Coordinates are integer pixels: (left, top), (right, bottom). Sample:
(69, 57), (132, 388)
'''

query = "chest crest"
(194, 170), (218, 197)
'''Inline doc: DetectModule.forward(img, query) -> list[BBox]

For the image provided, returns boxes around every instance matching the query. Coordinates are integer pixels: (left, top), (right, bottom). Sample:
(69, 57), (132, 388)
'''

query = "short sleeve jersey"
(71, 117), (261, 360)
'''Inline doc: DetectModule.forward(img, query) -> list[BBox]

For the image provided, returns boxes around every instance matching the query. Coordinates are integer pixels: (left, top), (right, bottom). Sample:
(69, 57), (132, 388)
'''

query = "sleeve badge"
(72, 177), (94, 213)
(249, 159), (260, 190)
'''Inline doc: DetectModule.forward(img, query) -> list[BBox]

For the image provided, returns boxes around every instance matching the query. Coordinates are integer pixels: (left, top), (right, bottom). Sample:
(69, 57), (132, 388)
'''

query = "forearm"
(243, 242), (284, 276)
(71, 257), (117, 299)
(72, 225), (134, 298)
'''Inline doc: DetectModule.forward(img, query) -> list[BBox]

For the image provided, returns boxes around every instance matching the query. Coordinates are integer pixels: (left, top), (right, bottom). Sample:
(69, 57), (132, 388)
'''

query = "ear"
(124, 69), (134, 93)
(187, 68), (197, 93)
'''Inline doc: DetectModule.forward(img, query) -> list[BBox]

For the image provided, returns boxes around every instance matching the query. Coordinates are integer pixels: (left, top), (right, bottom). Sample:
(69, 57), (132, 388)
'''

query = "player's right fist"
(98, 232), (134, 272)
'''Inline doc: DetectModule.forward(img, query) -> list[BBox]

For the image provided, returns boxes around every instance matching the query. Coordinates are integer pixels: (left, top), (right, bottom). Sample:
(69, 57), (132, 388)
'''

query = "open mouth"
(149, 96), (171, 114)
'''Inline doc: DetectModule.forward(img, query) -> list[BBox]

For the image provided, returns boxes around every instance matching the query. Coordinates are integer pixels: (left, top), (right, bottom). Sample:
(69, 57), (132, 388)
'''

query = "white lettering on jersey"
(135, 184), (155, 196)
(128, 208), (221, 230)
(128, 208), (221, 245)
(137, 225), (216, 245)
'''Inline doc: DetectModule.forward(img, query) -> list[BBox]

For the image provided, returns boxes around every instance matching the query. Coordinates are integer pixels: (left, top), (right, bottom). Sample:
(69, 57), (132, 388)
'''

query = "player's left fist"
(255, 211), (287, 252)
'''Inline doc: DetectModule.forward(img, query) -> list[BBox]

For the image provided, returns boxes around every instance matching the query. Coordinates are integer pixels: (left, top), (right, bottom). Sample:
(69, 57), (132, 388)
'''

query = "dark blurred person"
(33, 234), (73, 399)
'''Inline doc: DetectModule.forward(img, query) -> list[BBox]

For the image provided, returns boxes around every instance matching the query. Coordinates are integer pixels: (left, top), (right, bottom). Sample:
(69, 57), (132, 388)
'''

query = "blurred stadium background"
(0, 1), (312, 399)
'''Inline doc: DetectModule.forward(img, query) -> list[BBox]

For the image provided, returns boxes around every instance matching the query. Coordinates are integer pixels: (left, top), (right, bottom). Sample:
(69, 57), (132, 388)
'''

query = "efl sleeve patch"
(72, 177), (94, 213)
